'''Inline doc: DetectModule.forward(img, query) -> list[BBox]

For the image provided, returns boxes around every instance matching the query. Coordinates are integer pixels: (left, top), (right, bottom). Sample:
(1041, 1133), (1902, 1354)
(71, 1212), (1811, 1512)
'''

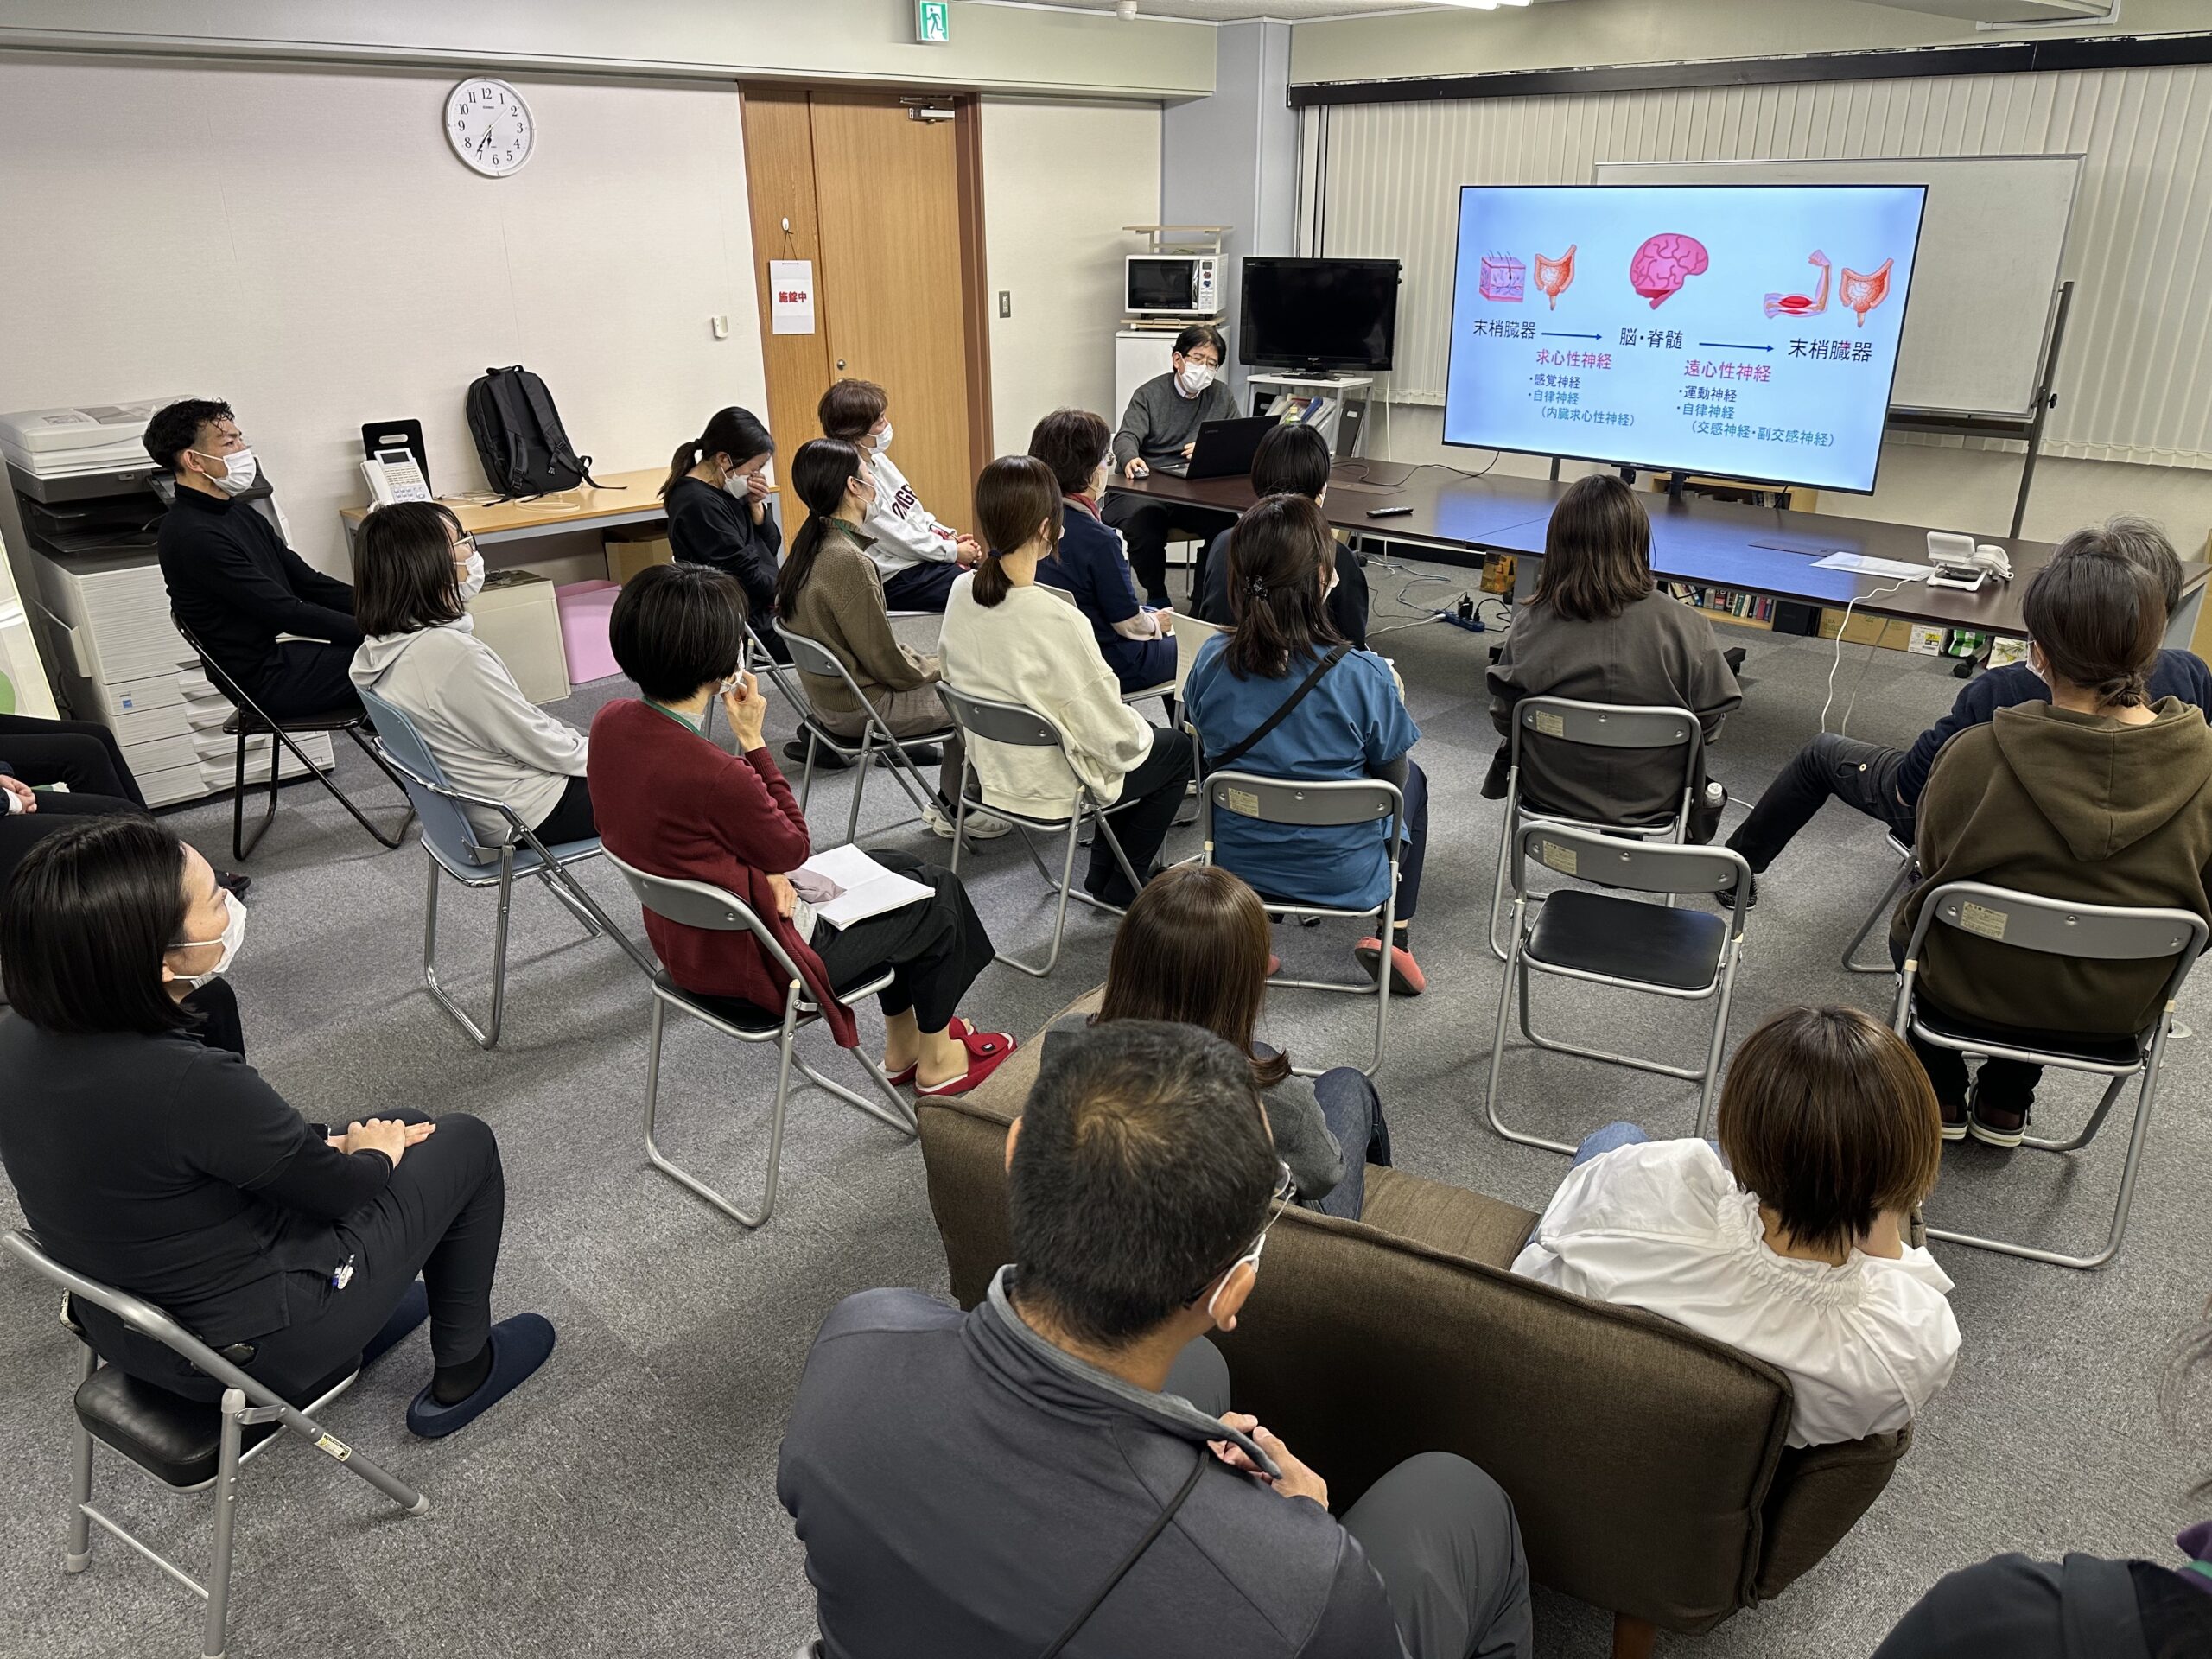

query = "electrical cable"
(1820, 573), (1925, 735)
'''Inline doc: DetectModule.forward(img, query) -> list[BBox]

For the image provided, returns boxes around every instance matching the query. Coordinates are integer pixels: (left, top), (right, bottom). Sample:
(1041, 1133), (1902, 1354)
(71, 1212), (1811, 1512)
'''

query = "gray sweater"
(1113, 373), (1243, 469)
(1047, 1015), (1344, 1204)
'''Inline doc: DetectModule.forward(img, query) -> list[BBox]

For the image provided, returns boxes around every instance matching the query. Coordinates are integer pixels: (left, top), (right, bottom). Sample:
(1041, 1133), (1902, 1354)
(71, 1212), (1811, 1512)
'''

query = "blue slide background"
(1441, 184), (1927, 493)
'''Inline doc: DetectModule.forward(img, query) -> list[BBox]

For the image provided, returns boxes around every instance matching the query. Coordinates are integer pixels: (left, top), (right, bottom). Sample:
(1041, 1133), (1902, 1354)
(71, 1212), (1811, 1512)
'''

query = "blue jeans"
(1313, 1066), (1392, 1218)
(1570, 1121), (1649, 1170)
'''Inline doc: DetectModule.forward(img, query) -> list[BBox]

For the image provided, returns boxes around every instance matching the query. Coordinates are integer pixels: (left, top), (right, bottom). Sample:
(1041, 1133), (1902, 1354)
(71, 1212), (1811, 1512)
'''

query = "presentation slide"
(1441, 184), (1927, 493)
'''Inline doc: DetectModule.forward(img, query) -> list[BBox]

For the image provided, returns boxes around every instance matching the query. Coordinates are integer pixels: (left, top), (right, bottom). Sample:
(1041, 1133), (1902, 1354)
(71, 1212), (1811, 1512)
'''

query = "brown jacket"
(1893, 697), (2212, 1035)
(782, 520), (938, 719)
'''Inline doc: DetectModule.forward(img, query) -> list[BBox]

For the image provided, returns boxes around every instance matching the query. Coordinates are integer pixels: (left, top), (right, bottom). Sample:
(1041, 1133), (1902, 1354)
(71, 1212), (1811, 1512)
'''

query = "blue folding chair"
(356, 687), (652, 1048)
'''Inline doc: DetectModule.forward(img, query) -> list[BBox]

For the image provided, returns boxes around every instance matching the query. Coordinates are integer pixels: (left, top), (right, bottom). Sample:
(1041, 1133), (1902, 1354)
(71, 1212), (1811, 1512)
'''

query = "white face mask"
(192, 446), (258, 496)
(1206, 1230), (1266, 1322)
(1322, 560), (1340, 601)
(172, 888), (247, 988)
(721, 467), (753, 501)
(870, 423), (894, 454)
(1177, 360), (1217, 397)
(455, 549), (486, 601)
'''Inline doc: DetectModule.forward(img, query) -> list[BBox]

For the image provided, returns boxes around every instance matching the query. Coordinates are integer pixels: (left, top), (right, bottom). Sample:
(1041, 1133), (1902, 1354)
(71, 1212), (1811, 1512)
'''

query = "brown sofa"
(918, 998), (1910, 1656)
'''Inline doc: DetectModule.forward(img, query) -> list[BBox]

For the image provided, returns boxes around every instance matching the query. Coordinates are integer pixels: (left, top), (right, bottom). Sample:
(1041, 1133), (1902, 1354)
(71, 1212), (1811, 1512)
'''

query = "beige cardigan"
(782, 520), (938, 720)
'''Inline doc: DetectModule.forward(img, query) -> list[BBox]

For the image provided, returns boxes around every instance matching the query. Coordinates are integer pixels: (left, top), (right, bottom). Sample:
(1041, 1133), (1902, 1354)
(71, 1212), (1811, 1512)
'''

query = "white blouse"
(1511, 1138), (1961, 1447)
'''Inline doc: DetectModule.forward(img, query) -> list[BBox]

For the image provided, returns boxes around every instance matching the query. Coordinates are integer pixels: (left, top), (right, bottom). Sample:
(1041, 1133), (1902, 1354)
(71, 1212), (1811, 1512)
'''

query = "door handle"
(836, 359), (847, 370)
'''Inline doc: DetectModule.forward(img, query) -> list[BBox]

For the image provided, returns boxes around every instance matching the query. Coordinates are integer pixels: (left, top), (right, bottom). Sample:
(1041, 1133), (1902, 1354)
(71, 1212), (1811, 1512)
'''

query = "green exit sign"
(917, 1), (950, 44)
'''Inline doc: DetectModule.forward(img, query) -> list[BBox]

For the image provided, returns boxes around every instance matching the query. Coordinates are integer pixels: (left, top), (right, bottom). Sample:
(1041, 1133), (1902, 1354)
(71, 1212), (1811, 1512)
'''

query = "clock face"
(446, 79), (534, 178)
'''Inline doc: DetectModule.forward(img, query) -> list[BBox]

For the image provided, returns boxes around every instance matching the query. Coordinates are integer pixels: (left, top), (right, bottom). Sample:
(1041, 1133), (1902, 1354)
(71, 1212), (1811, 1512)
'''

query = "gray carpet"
(4, 566), (2209, 1659)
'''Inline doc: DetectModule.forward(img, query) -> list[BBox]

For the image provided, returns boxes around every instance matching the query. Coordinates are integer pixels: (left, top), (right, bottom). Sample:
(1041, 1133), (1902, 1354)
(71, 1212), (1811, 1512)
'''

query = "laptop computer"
(1154, 416), (1280, 481)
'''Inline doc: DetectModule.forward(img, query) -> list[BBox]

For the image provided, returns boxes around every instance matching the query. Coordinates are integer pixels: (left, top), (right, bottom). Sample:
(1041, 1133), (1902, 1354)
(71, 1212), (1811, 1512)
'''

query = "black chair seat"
(74, 1358), (355, 1489)
(1911, 999), (2142, 1068)
(656, 970), (820, 1034)
(222, 706), (366, 737)
(1526, 888), (1726, 993)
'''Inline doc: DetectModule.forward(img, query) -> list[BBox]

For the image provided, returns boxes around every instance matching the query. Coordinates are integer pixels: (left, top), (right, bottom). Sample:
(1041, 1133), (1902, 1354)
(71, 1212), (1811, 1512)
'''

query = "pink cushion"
(556, 581), (622, 686)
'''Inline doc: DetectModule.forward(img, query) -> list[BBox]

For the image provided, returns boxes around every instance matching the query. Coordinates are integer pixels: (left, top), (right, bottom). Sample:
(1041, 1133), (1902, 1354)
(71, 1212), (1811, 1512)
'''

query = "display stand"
(1247, 373), (1374, 459)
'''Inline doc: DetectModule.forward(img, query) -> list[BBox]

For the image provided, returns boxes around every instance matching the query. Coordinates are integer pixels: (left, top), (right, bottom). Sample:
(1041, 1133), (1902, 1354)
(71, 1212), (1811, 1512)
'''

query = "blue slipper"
(404, 1313), (556, 1439)
(360, 1281), (429, 1370)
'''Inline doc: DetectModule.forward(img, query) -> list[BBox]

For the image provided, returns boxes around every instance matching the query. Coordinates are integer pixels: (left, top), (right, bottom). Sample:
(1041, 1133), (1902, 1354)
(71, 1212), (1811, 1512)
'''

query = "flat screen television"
(1440, 183), (1927, 493)
(1240, 257), (1402, 372)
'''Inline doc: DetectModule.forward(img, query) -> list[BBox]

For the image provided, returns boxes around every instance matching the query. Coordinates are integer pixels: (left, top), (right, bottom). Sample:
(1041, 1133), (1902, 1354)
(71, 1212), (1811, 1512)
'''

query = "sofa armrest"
(1753, 1425), (1912, 1600)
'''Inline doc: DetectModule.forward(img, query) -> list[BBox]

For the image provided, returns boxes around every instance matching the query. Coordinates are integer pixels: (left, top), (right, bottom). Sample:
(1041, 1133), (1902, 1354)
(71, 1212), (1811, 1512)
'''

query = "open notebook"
(797, 844), (934, 931)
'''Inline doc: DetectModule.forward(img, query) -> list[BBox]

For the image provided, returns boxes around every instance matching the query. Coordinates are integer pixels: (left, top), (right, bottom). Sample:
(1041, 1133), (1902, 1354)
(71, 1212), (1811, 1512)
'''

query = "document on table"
(1812, 551), (1931, 582)
(798, 844), (934, 931)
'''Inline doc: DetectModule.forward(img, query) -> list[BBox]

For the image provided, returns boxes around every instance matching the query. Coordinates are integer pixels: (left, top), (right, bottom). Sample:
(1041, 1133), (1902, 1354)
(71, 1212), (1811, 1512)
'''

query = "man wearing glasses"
(779, 1020), (1530, 1658)
(1104, 322), (1244, 608)
(149, 398), (365, 721)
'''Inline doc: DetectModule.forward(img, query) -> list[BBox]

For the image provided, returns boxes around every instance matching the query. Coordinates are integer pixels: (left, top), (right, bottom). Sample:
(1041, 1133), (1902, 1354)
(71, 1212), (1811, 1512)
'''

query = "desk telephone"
(361, 448), (433, 507)
(1925, 531), (2012, 593)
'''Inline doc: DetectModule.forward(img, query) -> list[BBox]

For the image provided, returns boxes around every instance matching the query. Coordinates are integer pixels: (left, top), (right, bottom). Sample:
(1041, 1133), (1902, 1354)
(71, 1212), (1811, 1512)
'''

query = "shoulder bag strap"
(1037, 1452), (1206, 1659)
(1206, 644), (1351, 772)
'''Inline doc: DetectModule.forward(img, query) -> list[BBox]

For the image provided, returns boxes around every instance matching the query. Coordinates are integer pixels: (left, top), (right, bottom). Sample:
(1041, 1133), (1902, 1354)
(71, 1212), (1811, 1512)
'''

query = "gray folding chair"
(3, 1230), (429, 1659)
(935, 683), (1147, 979)
(1487, 697), (1704, 962)
(1841, 830), (1917, 975)
(1200, 770), (1404, 1079)
(603, 852), (916, 1227)
(1892, 881), (2208, 1269)
(356, 687), (653, 1049)
(1039, 579), (1179, 708)
(770, 624), (950, 842)
(1485, 823), (1752, 1154)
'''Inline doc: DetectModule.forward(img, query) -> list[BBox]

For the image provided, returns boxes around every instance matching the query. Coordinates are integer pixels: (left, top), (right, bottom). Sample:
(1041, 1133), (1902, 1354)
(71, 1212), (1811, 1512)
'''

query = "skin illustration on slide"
(1479, 253), (1526, 302)
(1534, 245), (1576, 308)
(1840, 259), (1895, 327)
(1763, 251), (1830, 318)
(1629, 233), (1709, 308)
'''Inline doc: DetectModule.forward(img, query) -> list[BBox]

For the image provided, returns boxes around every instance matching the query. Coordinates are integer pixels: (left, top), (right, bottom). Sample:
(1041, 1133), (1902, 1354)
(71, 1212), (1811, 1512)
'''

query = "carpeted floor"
(3, 562), (2209, 1659)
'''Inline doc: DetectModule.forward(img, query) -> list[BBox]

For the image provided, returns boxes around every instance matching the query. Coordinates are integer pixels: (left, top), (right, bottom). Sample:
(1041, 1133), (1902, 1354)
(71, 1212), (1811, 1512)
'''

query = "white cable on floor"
(1821, 573), (1925, 736)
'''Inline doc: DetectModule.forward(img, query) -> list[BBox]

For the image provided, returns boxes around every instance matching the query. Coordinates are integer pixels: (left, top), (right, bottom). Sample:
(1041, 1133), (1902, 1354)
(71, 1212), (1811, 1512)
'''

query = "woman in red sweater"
(588, 563), (1011, 1096)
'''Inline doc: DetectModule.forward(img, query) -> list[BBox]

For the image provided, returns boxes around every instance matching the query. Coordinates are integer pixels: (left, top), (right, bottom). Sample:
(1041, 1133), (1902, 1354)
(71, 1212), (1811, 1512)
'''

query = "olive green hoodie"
(1893, 697), (2212, 1035)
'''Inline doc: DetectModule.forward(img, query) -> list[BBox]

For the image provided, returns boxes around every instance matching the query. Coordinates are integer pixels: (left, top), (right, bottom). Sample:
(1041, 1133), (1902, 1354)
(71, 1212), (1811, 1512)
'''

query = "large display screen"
(1441, 184), (1927, 493)
(1241, 257), (1402, 371)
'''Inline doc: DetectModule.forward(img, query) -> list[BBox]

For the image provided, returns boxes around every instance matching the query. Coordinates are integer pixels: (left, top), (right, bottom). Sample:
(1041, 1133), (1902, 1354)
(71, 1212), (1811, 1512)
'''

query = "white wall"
(981, 99), (1163, 455)
(0, 54), (767, 579)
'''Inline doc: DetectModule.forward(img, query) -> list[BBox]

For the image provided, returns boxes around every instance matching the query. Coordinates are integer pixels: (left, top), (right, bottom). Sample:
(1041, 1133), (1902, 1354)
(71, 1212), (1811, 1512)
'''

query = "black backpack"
(464, 365), (610, 499)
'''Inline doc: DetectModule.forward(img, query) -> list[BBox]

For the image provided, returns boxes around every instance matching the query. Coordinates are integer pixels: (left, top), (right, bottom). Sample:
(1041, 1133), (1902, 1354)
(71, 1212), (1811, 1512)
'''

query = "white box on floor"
(467, 571), (569, 704)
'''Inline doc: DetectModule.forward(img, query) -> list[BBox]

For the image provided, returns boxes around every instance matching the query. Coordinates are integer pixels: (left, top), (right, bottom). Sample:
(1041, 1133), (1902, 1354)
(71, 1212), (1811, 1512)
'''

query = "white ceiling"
(1002, 1), (1552, 22)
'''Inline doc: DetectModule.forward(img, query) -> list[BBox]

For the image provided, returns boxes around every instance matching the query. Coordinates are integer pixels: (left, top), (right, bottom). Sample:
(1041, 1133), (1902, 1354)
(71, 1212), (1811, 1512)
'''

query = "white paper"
(799, 843), (932, 931)
(1812, 550), (1930, 582)
(769, 259), (816, 336)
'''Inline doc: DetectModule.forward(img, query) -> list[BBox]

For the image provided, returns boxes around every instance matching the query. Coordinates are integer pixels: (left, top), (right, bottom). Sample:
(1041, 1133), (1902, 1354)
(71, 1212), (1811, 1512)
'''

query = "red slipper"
(915, 1034), (1020, 1097)
(1353, 938), (1427, 996)
(887, 1020), (1012, 1084)
(1267, 954), (1282, 976)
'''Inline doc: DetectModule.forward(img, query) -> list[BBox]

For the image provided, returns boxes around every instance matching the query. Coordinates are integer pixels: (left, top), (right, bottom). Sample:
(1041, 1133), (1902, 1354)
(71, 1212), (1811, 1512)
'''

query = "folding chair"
(935, 683), (1146, 979)
(766, 625), (950, 842)
(602, 853), (916, 1226)
(173, 616), (414, 862)
(3, 1230), (429, 1659)
(1841, 831), (1917, 975)
(1484, 823), (1752, 1154)
(1200, 770), (1404, 1079)
(1892, 882), (2208, 1269)
(354, 688), (653, 1049)
(1037, 581), (1176, 708)
(1487, 697), (1703, 962)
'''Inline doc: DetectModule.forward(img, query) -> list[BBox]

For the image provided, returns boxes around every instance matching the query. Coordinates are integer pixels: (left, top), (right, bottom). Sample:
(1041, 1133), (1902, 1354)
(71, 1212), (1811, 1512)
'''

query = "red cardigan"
(587, 699), (859, 1046)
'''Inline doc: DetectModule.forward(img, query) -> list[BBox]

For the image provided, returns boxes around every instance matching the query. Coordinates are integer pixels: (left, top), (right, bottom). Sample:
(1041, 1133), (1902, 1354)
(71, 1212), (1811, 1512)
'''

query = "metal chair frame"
(173, 615), (415, 862)
(1891, 881), (2208, 1269)
(1198, 766), (1405, 1080)
(767, 624), (950, 843)
(603, 853), (916, 1227)
(934, 684), (1147, 979)
(1485, 823), (1752, 1154)
(355, 688), (654, 1049)
(1486, 697), (1704, 963)
(3, 1230), (428, 1659)
(1841, 830), (1917, 975)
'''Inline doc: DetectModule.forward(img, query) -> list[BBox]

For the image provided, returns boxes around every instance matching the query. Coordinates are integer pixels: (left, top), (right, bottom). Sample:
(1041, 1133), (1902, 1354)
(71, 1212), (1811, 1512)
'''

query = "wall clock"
(446, 78), (534, 178)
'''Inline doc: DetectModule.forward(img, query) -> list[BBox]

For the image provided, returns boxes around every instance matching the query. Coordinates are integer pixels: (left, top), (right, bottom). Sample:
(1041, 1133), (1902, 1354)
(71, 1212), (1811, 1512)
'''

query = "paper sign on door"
(770, 260), (816, 335)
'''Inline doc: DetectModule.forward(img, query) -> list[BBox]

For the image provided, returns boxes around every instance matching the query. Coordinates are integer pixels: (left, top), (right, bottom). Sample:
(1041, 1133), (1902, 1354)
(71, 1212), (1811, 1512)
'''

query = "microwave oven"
(1125, 254), (1222, 318)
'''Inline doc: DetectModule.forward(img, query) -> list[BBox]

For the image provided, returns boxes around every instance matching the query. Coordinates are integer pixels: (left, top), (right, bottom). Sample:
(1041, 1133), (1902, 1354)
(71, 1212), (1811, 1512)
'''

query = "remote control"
(1365, 505), (1414, 518)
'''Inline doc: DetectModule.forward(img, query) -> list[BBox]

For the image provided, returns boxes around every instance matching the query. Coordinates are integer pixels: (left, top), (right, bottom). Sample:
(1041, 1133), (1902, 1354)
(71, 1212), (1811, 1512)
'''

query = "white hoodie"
(860, 448), (962, 578)
(349, 625), (587, 847)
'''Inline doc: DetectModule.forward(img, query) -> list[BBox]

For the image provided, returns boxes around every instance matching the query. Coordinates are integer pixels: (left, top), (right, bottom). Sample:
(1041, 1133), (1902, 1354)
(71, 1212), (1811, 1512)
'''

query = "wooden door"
(742, 87), (991, 544)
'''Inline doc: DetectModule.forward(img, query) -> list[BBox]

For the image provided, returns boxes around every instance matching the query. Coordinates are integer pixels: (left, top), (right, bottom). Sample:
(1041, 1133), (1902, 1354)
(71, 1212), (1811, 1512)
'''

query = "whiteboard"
(1594, 156), (2082, 419)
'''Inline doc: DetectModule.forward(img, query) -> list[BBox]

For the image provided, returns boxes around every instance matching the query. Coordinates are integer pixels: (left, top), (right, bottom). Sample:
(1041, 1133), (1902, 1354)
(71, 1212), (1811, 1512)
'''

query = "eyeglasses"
(1185, 1160), (1294, 1306)
(453, 536), (478, 558)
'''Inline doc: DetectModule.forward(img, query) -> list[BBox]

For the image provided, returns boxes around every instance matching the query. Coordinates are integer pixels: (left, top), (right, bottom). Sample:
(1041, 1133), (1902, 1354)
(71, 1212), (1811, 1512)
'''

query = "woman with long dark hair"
(774, 439), (1002, 842)
(1183, 493), (1431, 994)
(662, 406), (785, 657)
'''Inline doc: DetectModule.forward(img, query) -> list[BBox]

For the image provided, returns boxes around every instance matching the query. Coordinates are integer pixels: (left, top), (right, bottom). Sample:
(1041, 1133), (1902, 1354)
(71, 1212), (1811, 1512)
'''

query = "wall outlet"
(998, 290), (1012, 319)
(709, 315), (729, 340)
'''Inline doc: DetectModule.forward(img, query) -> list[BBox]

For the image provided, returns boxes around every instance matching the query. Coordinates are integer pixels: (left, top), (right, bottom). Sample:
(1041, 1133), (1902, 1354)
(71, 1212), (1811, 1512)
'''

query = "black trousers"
(880, 560), (964, 613)
(529, 774), (598, 843)
(1727, 733), (1916, 874)
(1085, 733), (1194, 908)
(1888, 936), (2049, 1112)
(246, 641), (362, 722)
(0, 790), (142, 901)
(1101, 493), (1238, 608)
(0, 712), (145, 807)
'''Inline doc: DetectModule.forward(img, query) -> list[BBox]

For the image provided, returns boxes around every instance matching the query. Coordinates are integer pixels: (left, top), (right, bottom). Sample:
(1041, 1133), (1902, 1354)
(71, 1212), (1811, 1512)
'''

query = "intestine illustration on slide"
(1629, 233), (1708, 308)
(1840, 259), (1895, 327)
(1534, 245), (1576, 308)
(1763, 251), (1830, 318)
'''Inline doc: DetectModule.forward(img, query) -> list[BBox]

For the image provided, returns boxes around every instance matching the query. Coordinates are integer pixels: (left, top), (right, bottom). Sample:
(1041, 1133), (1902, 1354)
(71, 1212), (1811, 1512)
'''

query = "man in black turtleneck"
(149, 397), (363, 719)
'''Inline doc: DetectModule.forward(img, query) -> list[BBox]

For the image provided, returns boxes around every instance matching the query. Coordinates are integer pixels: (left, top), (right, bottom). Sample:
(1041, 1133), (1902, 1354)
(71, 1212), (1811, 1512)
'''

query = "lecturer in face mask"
(1102, 322), (1243, 610)
(0, 817), (552, 1437)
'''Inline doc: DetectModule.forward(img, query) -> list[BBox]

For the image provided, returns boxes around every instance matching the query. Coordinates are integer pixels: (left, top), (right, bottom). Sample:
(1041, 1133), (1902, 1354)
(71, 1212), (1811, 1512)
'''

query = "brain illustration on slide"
(1630, 233), (1709, 308)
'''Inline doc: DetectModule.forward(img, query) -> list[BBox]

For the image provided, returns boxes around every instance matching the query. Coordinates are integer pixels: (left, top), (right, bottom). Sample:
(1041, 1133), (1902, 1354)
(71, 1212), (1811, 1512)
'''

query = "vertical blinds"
(1300, 63), (2212, 469)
